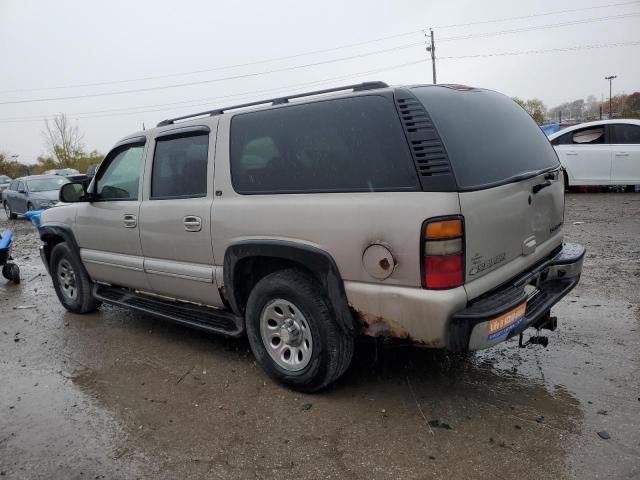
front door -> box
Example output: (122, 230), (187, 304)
(610, 123), (640, 184)
(74, 139), (150, 291)
(555, 125), (612, 185)
(14, 180), (28, 213)
(138, 124), (223, 307)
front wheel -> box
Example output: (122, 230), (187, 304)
(50, 242), (101, 313)
(245, 269), (354, 392)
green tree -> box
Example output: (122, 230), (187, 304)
(512, 97), (547, 124)
(0, 152), (37, 178)
(623, 92), (640, 119)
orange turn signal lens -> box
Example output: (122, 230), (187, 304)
(425, 219), (462, 239)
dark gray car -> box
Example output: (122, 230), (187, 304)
(3, 175), (69, 219)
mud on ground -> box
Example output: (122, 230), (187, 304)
(1, 192), (639, 479)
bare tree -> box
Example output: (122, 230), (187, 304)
(42, 114), (85, 168)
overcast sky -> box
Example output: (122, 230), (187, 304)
(1, 0), (639, 163)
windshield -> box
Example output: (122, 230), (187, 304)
(26, 177), (70, 192)
(412, 86), (560, 190)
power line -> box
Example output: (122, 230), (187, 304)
(438, 12), (640, 42)
(3, 37), (638, 124)
(432, 0), (640, 29)
(0, 31), (423, 95)
(0, 0), (637, 94)
(439, 40), (640, 59)
(3, 9), (637, 106)
(0, 41), (425, 106)
(0, 59), (428, 123)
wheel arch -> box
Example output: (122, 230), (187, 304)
(223, 240), (355, 334)
(39, 223), (88, 276)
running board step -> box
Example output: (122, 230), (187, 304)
(94, 284), (243, 337)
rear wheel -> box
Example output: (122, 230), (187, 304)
(563, 171), (572, 192)
(4, 202), (17, 220)
(27, 203), (34, 211)
(245, 269), (354, 392)
(50, 242), (101, 313)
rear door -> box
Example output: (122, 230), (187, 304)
(554, 125), (612, 185)
(138, 124), (224, 307)
(412, 86), (564, 299)
(610, 123), (640, 184)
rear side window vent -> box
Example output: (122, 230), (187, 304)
(394, 89), (456, 191)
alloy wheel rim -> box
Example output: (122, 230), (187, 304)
(260, 299), (313, 372)
(57, 258), (78, 301)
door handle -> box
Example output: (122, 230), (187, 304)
(565, 151), (578, 156)
(183, 215), (202, 232)
(615, 152), (629, 156)
(123, 214), (137, 228)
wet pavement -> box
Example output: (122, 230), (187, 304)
(1, 192), (639, 479)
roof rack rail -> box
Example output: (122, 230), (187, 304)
(156, 81), (389, 127)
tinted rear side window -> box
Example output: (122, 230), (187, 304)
(611, 124), (640, 144)
(230, 96), (419, 193)
(151, 132), (209, 199)
(412, 87), (559, 190)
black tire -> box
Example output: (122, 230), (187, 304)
(2, 264), (19, 283)
(4, 202), (17, 220)
(245, 269), (354, 392)
(50, 242), (101, 313)
(27, 203), (34, 211)
(9, 264), (20, 284)
(563, 171), (572, 192)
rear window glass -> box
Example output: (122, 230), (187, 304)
(412, 87), (559, 189)
(230, 95), (419, 194)
(611, 124), (640, 144)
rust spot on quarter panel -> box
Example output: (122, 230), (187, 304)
(358, 310), (411, 339)
(354, 308), (442, 347)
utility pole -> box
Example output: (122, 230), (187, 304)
(605, 75), (616, 118)
(426, 29), (436, 84)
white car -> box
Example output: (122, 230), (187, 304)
(548, 119), (640, 188)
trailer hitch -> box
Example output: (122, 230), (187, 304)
(518, 314), (557, 348)
(519, 332), (548, 348)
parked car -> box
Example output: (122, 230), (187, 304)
(44, 167), (89, 185)
(549, 119), (640, 188)
(0, 175), (12, 201)
(3, 175), (70, 219)
(38, 82), (584, 391)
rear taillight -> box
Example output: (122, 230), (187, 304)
(422, 216), (464, 289)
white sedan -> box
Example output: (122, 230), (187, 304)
(548, 119), (640, 188)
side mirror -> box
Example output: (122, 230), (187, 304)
(60, 182), (88, 203)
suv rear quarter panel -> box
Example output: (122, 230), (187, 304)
(212, 117), (465, 344)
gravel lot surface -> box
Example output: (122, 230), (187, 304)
(1, 192), (639, 479)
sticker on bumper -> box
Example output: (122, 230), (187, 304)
(487, 303), (527, 341)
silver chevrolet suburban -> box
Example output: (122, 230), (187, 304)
(38, 82), (584, 391)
